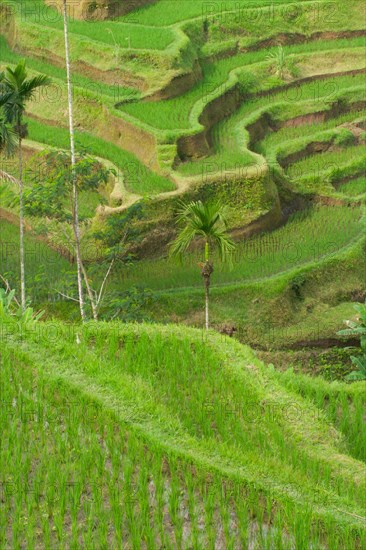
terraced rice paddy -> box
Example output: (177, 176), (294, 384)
(0, 2), (365, 547)
(106, 206), (363, 292)
(1, 320), (365, 549)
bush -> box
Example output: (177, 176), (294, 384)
(334, 128), (356, 147)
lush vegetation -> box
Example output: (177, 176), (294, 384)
(0, 1), (365, 547)
(1, 318), (365, 548)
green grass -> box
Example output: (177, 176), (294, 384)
(1, 318), (365, 548)
(111, 205), (363, 291)
(276, 368), (366, 462)
(286, 144), (366, 177)
(119, 0), (322, 26)
(18, 0), (176, 50)
(119, 37), (365, 131)
(338, 176), (366, 197)
(260, 110), (366, 153)
(0, 36), (139, 102)
(0, 219), (72, 302)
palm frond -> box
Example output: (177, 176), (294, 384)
(170, 199), (235, 261)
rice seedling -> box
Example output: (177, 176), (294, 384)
(286, 144), (366, 177)
(338, 176), (366, 197)
(1, 318), (364, 549)
(119, 37), (365, 131)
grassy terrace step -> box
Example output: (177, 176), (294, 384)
(338, 176), (366, 198)
(1, 206), (362, 300)
(119, 39), (366, 131)
(259, 110), (366, 152)
(24, 118), (175, 195)
(120, 0), (317, 26)
(107, 205), (363, 292)
(205, 75), (365, 171)
(2, 0), (197, 93)
(0, 36), (138, 102)
(1, 319), (365, 548)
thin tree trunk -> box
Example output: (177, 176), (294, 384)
(62, 0), (86, 322)
(202, 241), (213, 331)
(204, 278), (209, 331)
(18, 134), (25, 312)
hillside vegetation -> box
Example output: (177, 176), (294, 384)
(0, 2), (365, 547)
(1, 316), (366, 548)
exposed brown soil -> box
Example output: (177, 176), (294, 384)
(245, 29), (366, 52)
(45, 0), (157, 21)
(282, 338), (361, 351)
(177, 68), (366, 164)
(146, 61), (203, 102)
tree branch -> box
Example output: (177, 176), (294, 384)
(55, 290), (80, 303)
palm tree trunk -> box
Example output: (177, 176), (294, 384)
(204, 278), (209, 331)
(18, 134), (25, 312)
(202, 241), (213, 331)
(62, 0), (86, 322)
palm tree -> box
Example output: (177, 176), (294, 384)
(0, 114), (16, 156)
(0, 62), (50, 311)
(0, 114), (17, 197)
(170, 200), (235, 330)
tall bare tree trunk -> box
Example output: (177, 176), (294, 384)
(62, 0), (86, 322)
(18, 133), (25, 312)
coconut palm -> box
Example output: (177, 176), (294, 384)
(0, 61), (50, 311)
(170, 200), (235, 330)
(0, 113), (16, 156)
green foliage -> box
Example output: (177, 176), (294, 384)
(338, 299), (366, 381)
(101, 287), (155, 321)
(266, 46), (288, 80)
(0, 59), (51, 128)
(290, 273), (306, 300)
(334, 128), (357, 147)
(93, 202), (143, 255)
(236, 72), (259, 96)
(0, 285), (44, 323)
(170, 200), (235, 261)
(24, 149), (111, 221)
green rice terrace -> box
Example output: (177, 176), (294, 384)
(0, 0), (365, 548)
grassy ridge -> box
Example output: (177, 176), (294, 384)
(108, 206), (363, 291)
(1, 318), (365, 548)
(24, 118), (175, 195)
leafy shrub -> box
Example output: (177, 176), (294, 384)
(0, 286), (44, 324)
(289, 273), (306, 300)
(337, 299), (366, 381)
(334, 128), (356, 147)
(236, 71), (259, 96)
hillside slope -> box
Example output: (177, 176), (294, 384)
(1, 317), (365, 548)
